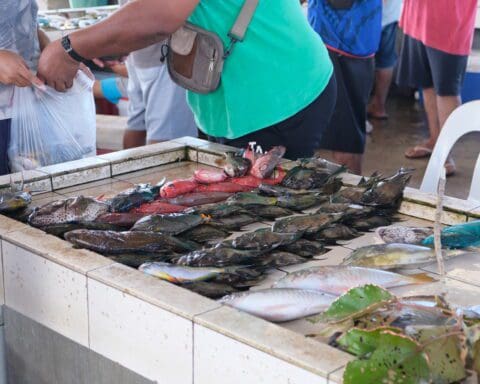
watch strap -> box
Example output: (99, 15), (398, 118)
(61, 35), (87, 63)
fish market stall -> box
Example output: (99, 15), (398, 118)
(0, 137), (479, 384)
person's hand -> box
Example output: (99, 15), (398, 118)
(93, 57), (128, 77)
(0, 50), (44, 88)
(37, 39), (81, 92)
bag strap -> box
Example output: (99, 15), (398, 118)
(224, 0), (259, 58)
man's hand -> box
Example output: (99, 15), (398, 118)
(0, 50), (44, 88)
(37, 40), (81, 92)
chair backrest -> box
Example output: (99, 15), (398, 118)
(420, 100), (480, 203)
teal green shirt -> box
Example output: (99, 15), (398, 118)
(187, 0), (333, 139)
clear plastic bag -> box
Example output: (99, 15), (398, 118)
(8, 71), (96, 172)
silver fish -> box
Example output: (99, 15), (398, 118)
(219, 288), (336, 322)
(341, 243), (464, 270)
(273, 266), (429, 295)
(375, 226), (433, 245)
(139, 262), (235, 284)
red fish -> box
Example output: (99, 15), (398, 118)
(195, 182), (251, 193)
(95, 213), (146, 228)
(231, 167), (286, 188)
(167, 192), (233, 207)
(250, 146), (286, 179)
(130, 201), (188, 214)
(193, 169), (228, 184)
(160, 179), (198, 198)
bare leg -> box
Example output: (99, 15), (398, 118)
(437, 94), (461, 175)
(422, 87), (441, 148)
(123, 130), (146, 149)
(330, 151), (363, 175)
(368, 68), (394, 118)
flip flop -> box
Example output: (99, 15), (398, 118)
(367, 112), (389, 121)
(404, 145), (433, 159)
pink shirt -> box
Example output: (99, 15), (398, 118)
(400, 0), (478, 56)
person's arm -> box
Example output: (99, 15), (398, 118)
(38, 28), (50, 51)
(123, 130), (147, 149)
(38, 0), (199, 91)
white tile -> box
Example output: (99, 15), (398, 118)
(3, 242), (88, 346)
(88, 278), (193, 383)
(111, 150), (186, 176)
(194, 324), (328, 384)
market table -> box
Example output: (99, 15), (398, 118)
(0, 137), (479, 383)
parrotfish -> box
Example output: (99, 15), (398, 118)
(422, 220), (480, 249)
(160, 179), (198, 199)
(250, 146), (286, 179)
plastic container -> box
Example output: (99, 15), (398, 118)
(68, 0), (108, 8)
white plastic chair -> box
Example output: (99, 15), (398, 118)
(420, 100), (480, 203)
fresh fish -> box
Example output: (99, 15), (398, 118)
(244, 205), (295, 220)
(29, 196), (110, 227)
(261, 251), (308, 268)
(179, 224), (230, 244)
(320, 177), (343, 195)
(219, 288), (336, 322)
(181, 281), (237, 299)
(342, 243), (464, 270)
(258, 183), (309, 197)
(64, 229), (198, 254)
(274, 266), (429, 295)
(231, 170), (285, 188)
(0, 190), (32, 213)
(107, 253), (171, 268)
(41, 222), (120, 237)
(195, 182), (251, 194)
(278, 239), (326, 258)
(281, 164), (344, 190)
(3, 206), (33, 222)
(209, 214), (258, 231)
(331, 187), (365, 204)
(250, 146), (286, 179)
(272, 213), (340, 235)
(160, 179), (198, 199)
(167, 192), (232, 207)
(131, 213), (205, 235)
(95, 212), (147, 228)
(184, 203), (245, 219)
(361, 168), (413, 207)
(213, 267), (265, 287)
(139, 262), (240, 284)
(351, 215), (392, 231)
(193, 168), (228, 184)
(422, 220), (480, 249)
(276, 193), (327, 211)
(226, 192), (277, 207)
(314, 224), (360, 242)
(299, 157), (344, 173)
(175, 247), (264, 267)
(224, 152), (251, 178)
(130, 201), (188, 215)
(229, 229), (301, 251)
(316, 203), (374, 219)
(376, 226), (433, 245)
(108, 181), (164, 213)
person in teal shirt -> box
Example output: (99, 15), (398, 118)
(38, 0), (336, 159)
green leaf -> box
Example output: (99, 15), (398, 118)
(319, 284), (394, 323)
(337, 327), (402, 357)
(407, 325), (466, 384)
(343, 331), (430, 384)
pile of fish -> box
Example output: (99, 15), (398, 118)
(0, 149), (417, 301)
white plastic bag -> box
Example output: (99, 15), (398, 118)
(8, 71), (96, 172)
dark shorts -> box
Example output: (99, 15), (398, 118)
(319, 50), (375, 154)
(376, 22), (398, 69)
(396, 34), (468, 96)
(0, 119), (11, 176)
(213, 74), (337, 160)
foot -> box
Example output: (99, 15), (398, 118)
(404, 141), (435, 159)
(367, 103), (388, 120)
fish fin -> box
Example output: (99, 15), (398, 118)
(408, 272), (436, 284)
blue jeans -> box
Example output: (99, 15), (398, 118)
(0, 119), (11, 176)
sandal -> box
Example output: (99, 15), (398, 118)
(367, 112), (389, 121)
(404, 145), (433, 159)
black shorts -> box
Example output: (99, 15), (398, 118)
(396, 34), (468, 96)
(213, 74), (337, 160)
(0, 119), (10, 176)
(376, 22), (398, 69)
(319, 50), (375, 154)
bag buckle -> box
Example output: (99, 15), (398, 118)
(224, 35), (239, 59)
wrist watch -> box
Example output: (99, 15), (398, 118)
(61, 35), (87, 63)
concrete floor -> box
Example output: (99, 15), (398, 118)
(320, 97), (480, 200)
